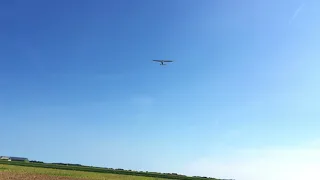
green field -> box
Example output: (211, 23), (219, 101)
(0, 164), (168, 180)
(0, 160), (218, 180)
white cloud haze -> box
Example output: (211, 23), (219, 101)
(183, 140), (320, 180)
(289, 3), (305, 24)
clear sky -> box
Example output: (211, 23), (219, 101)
(1, 0), (320, 180)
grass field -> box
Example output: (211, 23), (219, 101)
(0, 160), (218, 180)
(0, 164), (169, 180)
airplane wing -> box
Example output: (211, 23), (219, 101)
(153, 60), (173, 62)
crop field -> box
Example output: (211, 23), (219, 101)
(0, 164), (169, 180)
(0, 161), (217, 180)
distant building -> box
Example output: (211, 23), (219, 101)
(8, 157), (29, 162)
(0, 156), (28, 162)
(0, 156), (9, 160)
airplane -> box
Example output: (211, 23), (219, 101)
(153, 60), (174, 65)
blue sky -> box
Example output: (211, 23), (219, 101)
(1, 0), (320, 179)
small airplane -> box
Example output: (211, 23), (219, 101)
(153, 60), (174, 65)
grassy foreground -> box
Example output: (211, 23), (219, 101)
(0, 164), (168, 180)
(0, 161), (218, 180)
